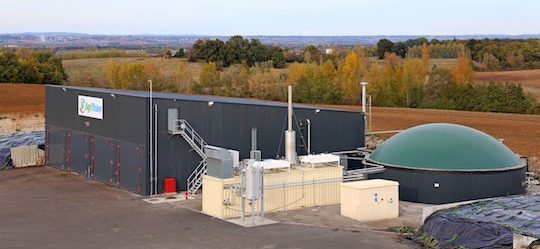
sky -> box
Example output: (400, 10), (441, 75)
(2, 0), (540, 36)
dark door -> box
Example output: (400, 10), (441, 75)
(70, 131), (91, 177)
(119, 142), (146, 194)
(47, 127), (68, 170)
(93, 136), (118, 185)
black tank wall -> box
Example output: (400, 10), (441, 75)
(370, 166), (527, 204)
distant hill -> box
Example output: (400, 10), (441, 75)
(1, 32), (540, 49)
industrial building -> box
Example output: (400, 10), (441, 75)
(45, 85), (365, 196)
(366, 123), (527, 204)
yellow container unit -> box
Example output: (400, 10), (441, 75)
(340, 179), (399, 222)
(202, 165), (342, 219)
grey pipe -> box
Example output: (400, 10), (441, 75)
(251, 127), (257, 151)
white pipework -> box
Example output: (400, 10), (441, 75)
(306, 119), (311, 154)
(361, 82), (368, 113)
(288, 85), (293, 131)
(285, 85), (297, 164)
(148, 79), (153, 196)
(154, 104), (158, 196)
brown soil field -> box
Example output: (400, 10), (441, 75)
(2, 83), (539, 169)
(0, 83), (45, 114)
(474, 69), (540, 100)
(321, 105), (540, 169)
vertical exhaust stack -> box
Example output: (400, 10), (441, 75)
(250, 127), (261, 161)
(361, 82), (368, 113)
(361, 82), (368, 132)
(285, 85), (297, 164)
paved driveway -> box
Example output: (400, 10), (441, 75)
(0, 167), (414, 249)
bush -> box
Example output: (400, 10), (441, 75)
(0, 49), (67, 85)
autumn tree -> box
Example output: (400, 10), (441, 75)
(452, 53), (473, 85)
(197, 62), (220, 94)
(174, 61), (193, 93)
(421, 43), (430, 72)
(286, 62), (307, 84)
(338, 51), (365, 104)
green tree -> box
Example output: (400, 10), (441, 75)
(376, 39), (394, 59)
(303, 45), (321, 63)
(268, 47), (286, 68)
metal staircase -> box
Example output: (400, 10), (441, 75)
(170, 119), (207, 195)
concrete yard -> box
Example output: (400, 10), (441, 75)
(266, 201), (428, 232)
(0, 167), (416, 249)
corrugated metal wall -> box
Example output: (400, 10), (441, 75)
(155, 98), (364, 192)
(203, 166), (343, 219)
(46, 85), (365, 195)
(46, 86), (148, 194)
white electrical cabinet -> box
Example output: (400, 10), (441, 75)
(340, 179), (399, 222)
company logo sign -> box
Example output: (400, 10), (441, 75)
(78, 95), (103, 119)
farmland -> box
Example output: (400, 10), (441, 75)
(2, 83), (539, 169)
(63, 57), (200, 87)
(328, 104), (540, 170)
(474, 69), (540, 99)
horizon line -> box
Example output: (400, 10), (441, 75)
(2, 32), (540, 37)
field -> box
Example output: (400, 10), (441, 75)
(64, 57), (455, 88)
(0, 84), (45, 134)
(63, 57), (201, 87)
(0, 84), (44, 113)
(1, 83), (539, 169)
(474, 69), (540, 99)
(327, 104), (540, 169)
(63, 57), (539, 101)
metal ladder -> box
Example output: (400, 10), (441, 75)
(171, 119), (207, 195)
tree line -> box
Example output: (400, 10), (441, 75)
(188, 35), (286, 68)
(102, 44), (539, 114)
(0, 49), (67, 84)
(376, 38), (540, 70)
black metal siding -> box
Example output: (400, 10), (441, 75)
(46, 85), (365, 195)
(155, 99), (365, 191)
(45, 86), (149, 194)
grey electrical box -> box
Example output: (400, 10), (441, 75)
(245, 162), (262, 199)
(168, 108), (179, 133)
(205, 145), (233, 179)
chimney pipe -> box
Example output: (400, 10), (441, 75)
(361, 82), (368, 113)
(251, 127), (257, 151)
(285, 85), (297, 164)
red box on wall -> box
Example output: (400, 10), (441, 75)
(163, 178), (176, 193)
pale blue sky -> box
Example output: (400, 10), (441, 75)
(2, 0), (539, 35)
